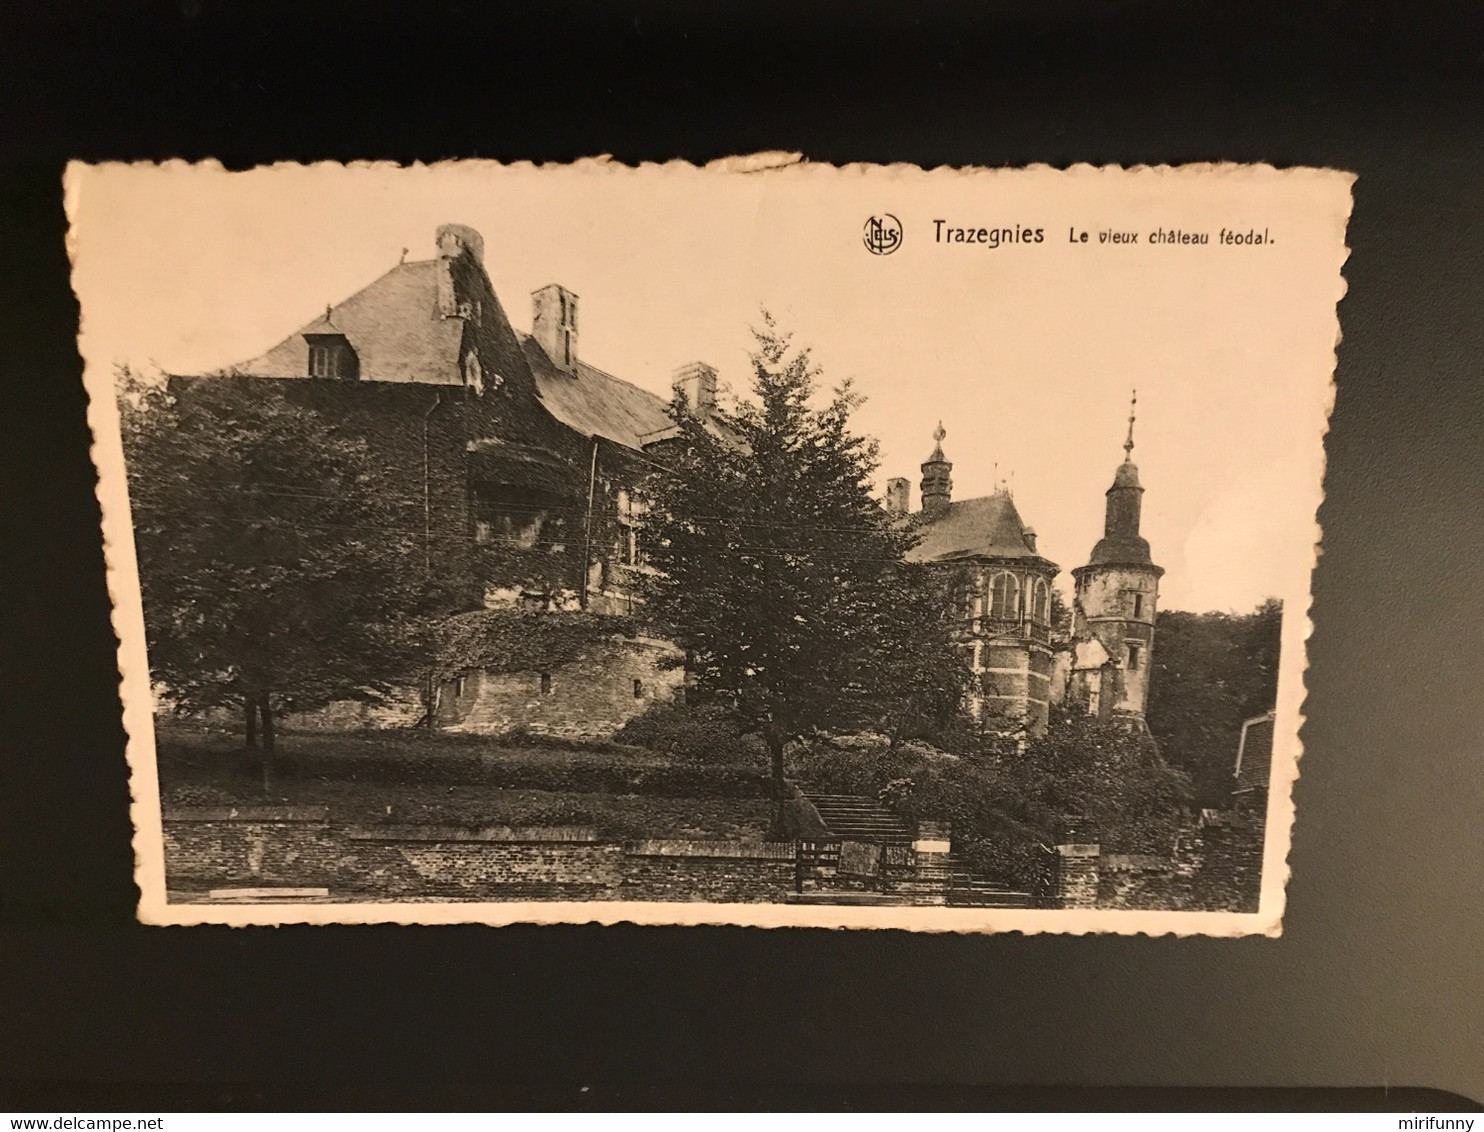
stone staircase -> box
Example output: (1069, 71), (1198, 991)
(799, 792), (1034, 908)
(802, 792), (915, 844)
(947, 873), (1036, 908)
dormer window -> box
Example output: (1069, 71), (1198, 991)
(306, 334), (358, 380)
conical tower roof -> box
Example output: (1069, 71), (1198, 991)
(1087, 391), (1155, 567)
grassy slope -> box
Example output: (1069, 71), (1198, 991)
(157, 724), (773, 841)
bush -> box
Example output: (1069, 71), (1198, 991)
(791, 737), (912, 796)
(793, 712), (1193, 888)
(958, 835), (1056, 897)
(613, 703), (768, 768)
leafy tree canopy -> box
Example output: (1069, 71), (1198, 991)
(1146, 597), (1282, 806)
(639, 314), (967, 780)
(120, 369), (426, 737)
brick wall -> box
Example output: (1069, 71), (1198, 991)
(1053, 843), (1101, 908)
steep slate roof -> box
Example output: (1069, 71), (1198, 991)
(233, 257), (678, 451)
(517, 336), (672, 450)
(236, 260), (466, 385)
(905, 491), (1053, 566)
(1234, 710), (1276, 794)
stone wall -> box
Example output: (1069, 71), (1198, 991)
(277, 688), (425, 732)
(1051, 814), (1265, 912)
(164, 813), (797, 903)
(390, 842), (622, 897)
(163, 807), (360, 890)
(189, 687), (425, 734)
(1098, 851), (1193, 910)
(437, 636), (683, 739)
(620, 840), (797, 902)
(165, 812), (1271, 910)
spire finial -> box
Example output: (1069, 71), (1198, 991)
(1124, 388), (1137, 458)
(927, 420), (948, 463)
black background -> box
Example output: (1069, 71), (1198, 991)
(2, 0), (1482, 1111)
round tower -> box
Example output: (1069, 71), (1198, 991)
(1071, 393), (1164, 720)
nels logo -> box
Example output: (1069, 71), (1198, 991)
(863, 214), (903, 256)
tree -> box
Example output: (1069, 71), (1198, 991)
(119, 369), (424, 787)
(858, 562), (974, 748)
(992, 707), (1193, 853)
(1145, 597), (1283, 806)
(640, 314), (965, 784)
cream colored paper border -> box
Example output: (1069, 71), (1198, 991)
(67, 157), (1353, 934)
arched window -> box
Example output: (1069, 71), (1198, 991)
(1033, 578), (1050, 624)
(990, 572), (1020, 619)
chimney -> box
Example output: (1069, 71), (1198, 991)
(436, 224), (484, 319)
(671, 361), (718, 419)
(532, 284), (579, 373)
(885, 477), (911, 518)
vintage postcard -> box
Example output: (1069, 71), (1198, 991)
(67, 157), (1352, 932)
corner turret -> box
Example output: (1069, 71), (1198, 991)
(919, 422), (953, 518)
(1070, 392), (1164, 721)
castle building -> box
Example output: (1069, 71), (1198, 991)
(168, 221), (1162, 740)
(1069, 398), (1164, 722)
(171, 222), (725, 736)
(889, 424), (1061, 735)
(889, 398), (1162, 734)
(213, 222), (729, 616)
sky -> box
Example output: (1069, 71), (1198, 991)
(67, 159), (1348, 613)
